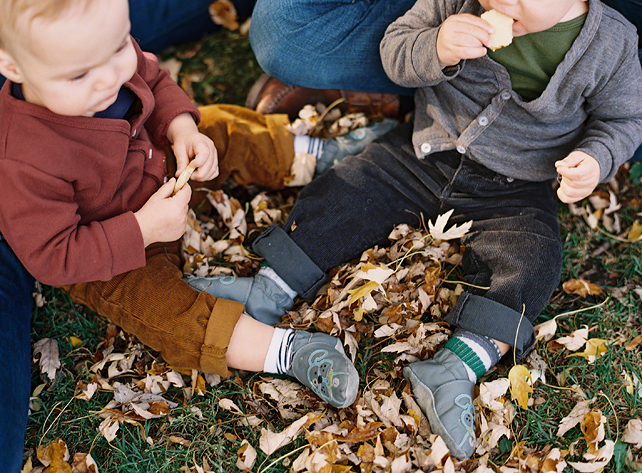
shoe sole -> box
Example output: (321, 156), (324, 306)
(403, 366), (472, 460)
(245, 73), (272, 110)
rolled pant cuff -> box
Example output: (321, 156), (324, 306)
(253, 224), (327, 299)
(200, 298), (244, 377)
(444, 292), (536, 362)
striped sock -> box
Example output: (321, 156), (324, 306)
(263, 328), (296, 374)
(294, 135), (325, 159)
(443, 329), (502, 382)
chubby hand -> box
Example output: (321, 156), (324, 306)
(167, 113), (219, 182)
(134, 178), (192, 247)
(555, 151), (601, 204)
(436, 13), (494, 69)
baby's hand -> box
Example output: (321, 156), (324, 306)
(167, 113), (219, 182)
(134, 178), (192, 247)
(555, 151), (601, 204)
(436, 13), (494, 69)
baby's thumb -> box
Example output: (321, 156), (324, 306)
(157, 178), (177, 198)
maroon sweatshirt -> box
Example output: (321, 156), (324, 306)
(0, 40), (199, 285)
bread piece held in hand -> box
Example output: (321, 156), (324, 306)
(173, 165), (195, 195)
(481, 10), (513, 51)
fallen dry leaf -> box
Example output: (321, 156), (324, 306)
(622, 418), (642, 449)
(556, 326), (589, 351)
(562, 279), (602, 297)
(567, 439), (615, 472)
(508, 365), (533, 410)
(33, 338), (61, 382)
(428, 209), (472, 241)
(71, 452), (98, 473)
(567, 338), (608, 364)
(259, 412), (323, 455)
(535, 318), (558, 341)
(236, 440), (257, 471)
(37, 438), (70, 470)
(581, 411), (606, 456)
(557, 398), (595, 438)
(208, 0), (239, 30)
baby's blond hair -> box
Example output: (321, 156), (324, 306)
(0, 0), (97, 50)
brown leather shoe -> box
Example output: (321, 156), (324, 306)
(246, 73), (402, 121)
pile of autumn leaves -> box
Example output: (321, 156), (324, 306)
(27, 186), (642, 472)
(26, 105), (642, 472)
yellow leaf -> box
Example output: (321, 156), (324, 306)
(567, 338), (608, 363)
(508, 365), (533, 410)
(347, 280), (380, 306)
(581, 411), (606, 456)
(562, 279), (602, 297)
(623, 371), (635, 395)
(65, 336), (82, 347)
(627, 220), (642, 241)
(37, 438), (71, 472)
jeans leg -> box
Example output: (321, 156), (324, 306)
(441, 160), (563, 360)
(0, 237), (34, 473)
(253, 123), (455, 297)
(249, 0), (415, 94)
(129, 0), (255, 52)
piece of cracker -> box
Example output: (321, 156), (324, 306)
(481, 9), (514, 51)
(173, 165), (195, 195)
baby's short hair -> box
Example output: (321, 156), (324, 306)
(0, 0), (97, 49)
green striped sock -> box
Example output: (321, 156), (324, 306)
(444, 329), (502, 382)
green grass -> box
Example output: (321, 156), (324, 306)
(23, 29), (642, 472)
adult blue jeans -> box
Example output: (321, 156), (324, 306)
(129, 0), (255, 52)
(0, 0), (255, 88)
(0, 235), (34, 473)
(249, 0), (415, 95)
(253, 123), (563, 361)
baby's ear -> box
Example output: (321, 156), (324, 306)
(0, 48), (24, 83)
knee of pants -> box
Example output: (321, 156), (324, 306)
(463, 230), (563, 320)
(249, 0), (415, 93)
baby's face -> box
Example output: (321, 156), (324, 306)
(12, 0), (137, 117)
(478, 0), (588, 37)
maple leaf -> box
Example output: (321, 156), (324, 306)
(428, 209), (472, 240)
(37, 438), (70, 469)
(33, 338), (61, 382)
(508, 365), (533, 409)
(622, 418), (642, 449)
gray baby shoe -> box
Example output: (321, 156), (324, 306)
(186, 273), (294, 326)
(287, 331), (359, 408)
(403, 349), (476, 460)
(315, 118), (399, 175)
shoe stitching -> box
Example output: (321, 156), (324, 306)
(454, 393), (476, 450)
(266, 84), (299, 114)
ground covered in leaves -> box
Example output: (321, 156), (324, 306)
(23, 19), (642, 473)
